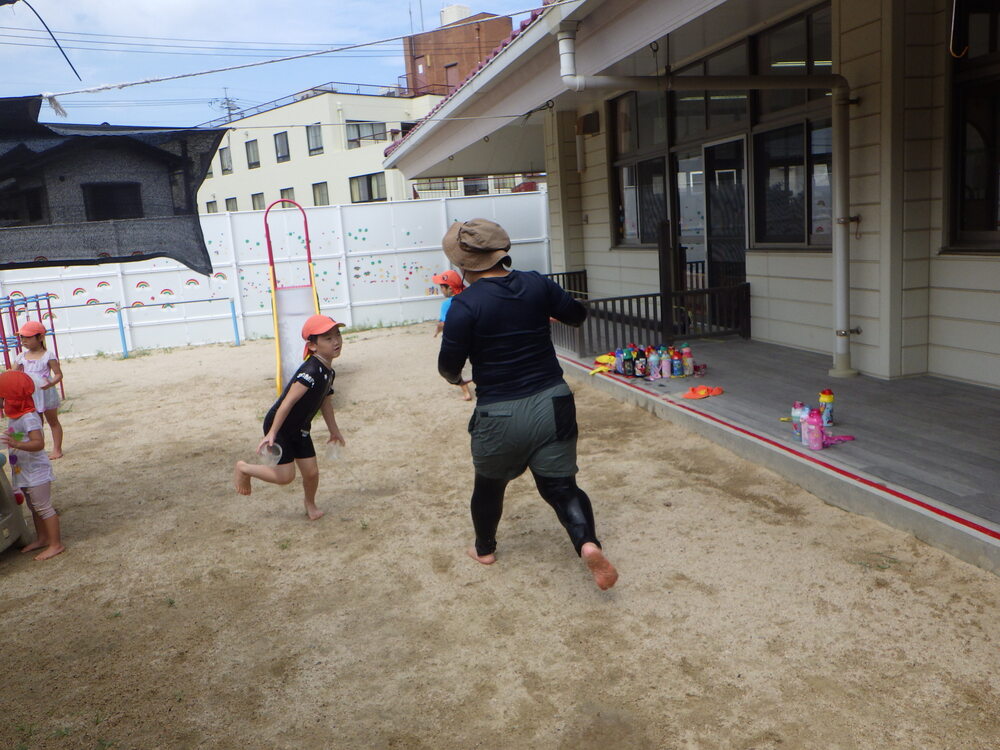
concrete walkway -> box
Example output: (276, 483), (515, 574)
(558, 338), (1000, 575)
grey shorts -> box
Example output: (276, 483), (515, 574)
(468, 382), (579, 481)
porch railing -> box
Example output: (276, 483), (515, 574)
(544, 269), (588, 299)
(545, 270), (750, 358)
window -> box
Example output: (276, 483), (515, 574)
(219, 146), (233, 175)
(753, 121), (831, 245)
(312, 182), (329, 206)
(416, 177), (458, 191)
(349, 172), (386, 203)
(205, 200), (218, 213)
(279, 187), (295, 203)
(82, 183), (143, 221)
(274, 131), (290, 162)
(671, 43), (748, 142)
(493, 176), (517, 191)
(205, 161), (213, 179)
(346, 121), (387, 149)
(755, 8), (832, 117)
(225, 197), (238, 212)
(951, 2), (1000, 248)
(251, 192), (265, 210)
(612, 91), (667, 244)
(463, 177), (489, 196)
(245, 139), (260, 169)
(307, 124), (323, 155)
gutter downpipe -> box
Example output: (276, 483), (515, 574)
(557, 25), (858, 377)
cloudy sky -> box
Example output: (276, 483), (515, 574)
(0, 0), (536, 127)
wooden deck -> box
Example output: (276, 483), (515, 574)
(557, 337), (1000, 570)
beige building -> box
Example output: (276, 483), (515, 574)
(197, 84), (443, 213)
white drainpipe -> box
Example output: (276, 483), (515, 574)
(557, 25), (858, 377)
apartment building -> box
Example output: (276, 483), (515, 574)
(197, 84), (442, 213)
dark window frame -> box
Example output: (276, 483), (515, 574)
(274, 131), (290, 163)
(82, 182), (144, 221)
(218, 146), (233, 175)
(245, 139), (260, 169)
(346, 121), (388, 149)
(610, 91), (669, 246)
(349, 172), (387, 203)
(307, 124), (324, 155)
(947, 2), (1000, 252)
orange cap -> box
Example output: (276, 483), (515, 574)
(432, 269), (464, 294)
(17, 320), (46, 337)
(301, 314), (345, 359)
(0, 370), (36, 419)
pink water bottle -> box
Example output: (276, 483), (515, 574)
(804, 408), (825, 450)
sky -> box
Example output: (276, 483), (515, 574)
(0, 0), (539, 128)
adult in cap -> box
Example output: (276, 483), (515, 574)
(437, 218), (618, 590)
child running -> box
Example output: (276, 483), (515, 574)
(0, 371), (62, 560)
(432, 270), (472, 401)
(14, 320), (64, 459)
(233, 315), (346, 520)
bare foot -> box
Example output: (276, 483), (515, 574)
(49, 450), (63, 460)
(305, 505), (325, 521)
(466, 546), (496, 565)
(22, 538), (47, 553)
(233, 462), (252, 496)
(581, 543), (618, 590)
(34, 543), (65, 561)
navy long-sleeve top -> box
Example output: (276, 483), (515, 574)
(438, 270), (586, 405)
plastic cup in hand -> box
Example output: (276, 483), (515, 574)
(257, 443), (282, 466)
(325, 442), (342, 461)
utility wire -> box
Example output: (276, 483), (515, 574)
(2, 0), (81, 80)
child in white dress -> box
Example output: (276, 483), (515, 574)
(14, 320), (64, 459)
(0, 370), (62, 560)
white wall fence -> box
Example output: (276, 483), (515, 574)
(0, 192), (549, 359)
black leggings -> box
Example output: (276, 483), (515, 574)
(471, 471), (600, 557)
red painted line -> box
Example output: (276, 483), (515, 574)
(560, 353), (1000, 542)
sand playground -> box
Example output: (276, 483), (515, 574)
(1, 322), (998, 749)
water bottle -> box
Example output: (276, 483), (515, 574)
(671, 349), (684, 377)
(660, 348), (672, 379)
(805, 408), (825, 450)
(635, 346), (647, 377)
(614, 348), (624, 374)
(622, 348), (635, 377)
(799, 404), (811, 446)
(790, 401), (805, 441)
(818, 389), (835, 427)
(647, 348), (661, 380)
(682, 345), (694, 376)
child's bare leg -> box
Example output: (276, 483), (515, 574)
(34, 514), (64, 561)
(22, 509), (47, 553)
(296, 456), (324, 520)
(233, 460), (295, 495)
(45, 409), (63, 459)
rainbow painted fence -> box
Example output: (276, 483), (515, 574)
(0, 192), (548, 359)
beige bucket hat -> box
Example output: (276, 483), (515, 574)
(442, 218), (511, 272)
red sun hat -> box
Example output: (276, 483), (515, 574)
(0, 370), (36, 419)
(432, 269), (465, 294)
(301, 314), (345, 359)
(17, 320), (46, 337)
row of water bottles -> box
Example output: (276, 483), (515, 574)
(614, 343), (695, 380)
(790, 390), (835, 450)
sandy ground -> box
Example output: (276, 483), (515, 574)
(1, 322), (998, 750)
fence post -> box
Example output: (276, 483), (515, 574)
(116, 307), (129, 358)
(229, 298), (241, 346)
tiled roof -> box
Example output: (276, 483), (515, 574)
(384, 1), (557, 159)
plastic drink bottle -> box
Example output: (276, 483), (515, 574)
(799, 404), (811, 446)
(671, 350), (684, 377)
(647, 348), (660, 380)
(791, 401), (805, 441)
(622, 348), (635, 376)
(805, 408), (825, 450)
(818, 389), (835, 427)
(660, 349), (672, 379)
(635, 346), (647, 377)
(682, 345), (694, 376)
(614, 348), (624, 374)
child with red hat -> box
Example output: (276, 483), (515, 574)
(14, 320), (64, 459)
(432, 269), (472, 401)
(232, 315), (346, 520)
(0, 370), (62, 560)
